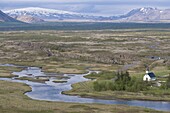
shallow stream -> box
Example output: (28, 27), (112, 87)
(0, 64), (170, 111)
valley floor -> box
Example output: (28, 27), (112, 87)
(0, 80), (165, 113)
(63, 81), (170, 102)
(0, 29), (169, 112)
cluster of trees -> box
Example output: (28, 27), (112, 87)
(93, 71), (149, 92)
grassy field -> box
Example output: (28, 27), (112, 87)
(0, 29), (169, 74)
(0, 29), (169, 112)
(63, 81), (170, 101)
(15, 77), (49, 83)
(0, 66), (23, 78)
(0, 80), (164, 113)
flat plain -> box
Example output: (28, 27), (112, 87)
(0, 29), (170, 113)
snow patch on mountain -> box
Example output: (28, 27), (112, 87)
(4, 7), (110, 21)
(4, 7), (170, 22)
(4, 7), (79, 16)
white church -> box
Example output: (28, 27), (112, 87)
(143, 69), (156, 81)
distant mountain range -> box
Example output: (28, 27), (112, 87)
(4, 7), (109, 22)
(0, 10), (20, 22)
(2, 7), (170, 23)
(116, 7), (170, 22)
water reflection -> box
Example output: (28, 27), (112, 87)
(0, 64), (170, 111)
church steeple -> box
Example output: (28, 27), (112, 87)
(146, 67), (150, 74)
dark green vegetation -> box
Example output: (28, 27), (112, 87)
(64, 71), (170, 101)
(53, 80), (67, 83)
(1, 81), (163, 113)
(93, 72), (148, 92)
(1, 22), (170, 31)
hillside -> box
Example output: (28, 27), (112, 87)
(0, 10), (20, 22)
(5, 7), (170, 22)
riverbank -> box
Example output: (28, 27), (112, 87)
(0, 65), (170, 111)
(63, 81), (170, 102)
(0, 80), (163, 113)
(0, 29), (169, 112)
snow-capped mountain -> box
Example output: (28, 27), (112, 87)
(0, 10), (20, 22)
(4, 7), (109, 21)
(117, 7), (170, 22)
(4, 7), (170, 22)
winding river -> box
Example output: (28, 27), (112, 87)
(0, 64), (170, 111)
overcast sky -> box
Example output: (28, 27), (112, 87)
(1, 0), (170, 16)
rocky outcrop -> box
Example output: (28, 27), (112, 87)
(3, 41), (138, 64)
(12, 15), (44, 23)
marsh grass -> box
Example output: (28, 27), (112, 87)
(0, 29), (169, 112)
(0, 80), (161, 113)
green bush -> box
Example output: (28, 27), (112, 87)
(93, 80), (115, 91)
(93, 71), (148, 92)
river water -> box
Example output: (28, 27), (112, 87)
(0, 64), (170, 111)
